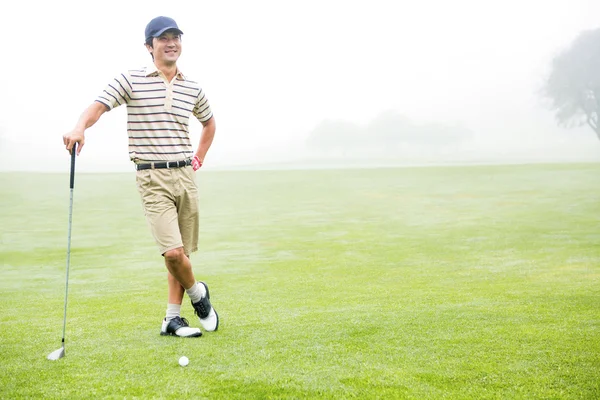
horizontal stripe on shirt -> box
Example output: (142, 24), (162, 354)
(96, 65), (213, 162)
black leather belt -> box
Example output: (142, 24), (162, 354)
(135, 159), (192, 171)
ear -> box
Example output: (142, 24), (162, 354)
(145, 43), (153, 55)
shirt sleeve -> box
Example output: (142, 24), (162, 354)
(95, 71), (133, 111)
(193, 88), (213, 122)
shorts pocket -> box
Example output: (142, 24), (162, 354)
(135, 169), (152, 196)
(183, 166), (198, 191)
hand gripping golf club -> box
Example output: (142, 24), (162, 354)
(48, 144), (77, 361)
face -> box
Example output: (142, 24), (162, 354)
(147, 30), (182, 65)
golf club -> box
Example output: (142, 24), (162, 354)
(48, 143), (77, 361)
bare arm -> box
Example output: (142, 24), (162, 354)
(62, 101), (108, 155)
(195, 116), (216, 164)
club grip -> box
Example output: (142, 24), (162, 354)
(70, 143), (77, 189)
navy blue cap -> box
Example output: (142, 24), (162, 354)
(145, 16), (183, 42)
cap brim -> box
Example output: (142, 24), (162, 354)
(153, 27), (184, 38)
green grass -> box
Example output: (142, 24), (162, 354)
(1, 163), (599, 399)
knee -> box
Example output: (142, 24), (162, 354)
(164, 247), (185, 265)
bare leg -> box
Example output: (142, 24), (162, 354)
(167, 271), (185, 305)
(160, 251), (202, 338)
(164, 247), (196, 290)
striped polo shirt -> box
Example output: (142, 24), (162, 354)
(95, 65), (213, 162)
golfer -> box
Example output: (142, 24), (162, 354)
(62, 16), (218, 337)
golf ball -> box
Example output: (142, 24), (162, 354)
(179, 356), (189, 367)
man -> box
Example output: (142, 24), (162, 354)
(62, 16), (218, 338)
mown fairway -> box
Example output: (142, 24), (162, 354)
(1, 163), (599, 399)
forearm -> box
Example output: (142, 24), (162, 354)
(63, 101), (107, 153)
(195, 117), (216, 162)
(74, 101), (107, 133)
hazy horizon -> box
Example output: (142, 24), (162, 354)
(1, 0), (599, 173)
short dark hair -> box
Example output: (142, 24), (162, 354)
(145, 37), (154, 60)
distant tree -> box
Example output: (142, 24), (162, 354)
(306, 111), (473, 156)
(366, 110), (473, 147)
(0, 127), (5, 155)
(306, 119), (363, 153)
(542, 28), (600, 140)
(415, 122), (473, 147)
(365, 110), (413, 146)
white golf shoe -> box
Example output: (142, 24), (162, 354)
(191, 282), (219, 332)
(160, 316), (202, 337)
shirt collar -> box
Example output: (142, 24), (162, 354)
(144, 64), (185, 80)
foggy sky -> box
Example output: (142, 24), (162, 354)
(1, 0), (599, 172)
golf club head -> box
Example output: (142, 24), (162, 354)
(47, 347), (65, 360)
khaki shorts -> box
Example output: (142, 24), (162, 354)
(135, 166), (199, 255)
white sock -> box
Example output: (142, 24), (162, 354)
(165, 303), (181, 321)
(186, 282), (206, 304)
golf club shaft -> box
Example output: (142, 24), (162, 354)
(61, 144), (77, 344)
